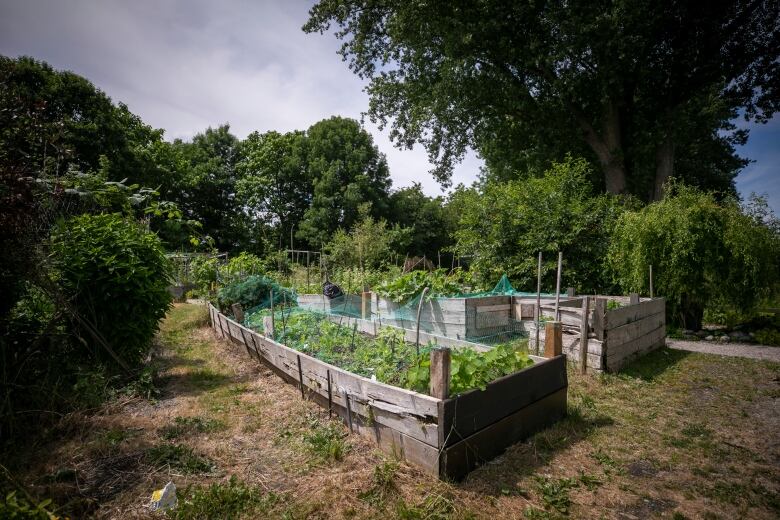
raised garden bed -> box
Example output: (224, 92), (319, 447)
(208, 303), (567, 479)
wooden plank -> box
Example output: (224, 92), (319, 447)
(606, 323), (666, 371)
(545, 322), (563, 358)
(593, 298), (606, 341)
(440, 388), (567, 480)
(605, 298), (665, 330)
(438, 355), (567, 447)
(606, 312), (665, 347)
(302, 386), (441, 476)
(475, 304), (511, 313)
(579, 297), (590, 374)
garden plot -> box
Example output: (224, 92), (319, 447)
(300, 292), (666, 373)
(208, 303), (568, 479)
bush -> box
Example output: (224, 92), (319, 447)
(451, 156), (631, 293)
(608, 185), (780, 329)
(50, 214), (173, 367)
(221, 252), (265, 285)
(216, 275), (293, 312)
(189, 255), (219, 294)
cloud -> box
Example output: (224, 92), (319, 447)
(0, 0), (482, 196)
(0, 0), (775, 208)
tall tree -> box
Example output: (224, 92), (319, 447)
(298, 116), (392, 246)
(389, 183), (454, 260)
(305, 0), (779, 199)
(236, 130), (312, 251)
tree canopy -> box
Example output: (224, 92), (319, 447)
(305, 0), (779, 200)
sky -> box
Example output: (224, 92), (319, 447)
(0, 0), (777, 211)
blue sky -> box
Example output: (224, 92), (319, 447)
(0, 0), (777, 211)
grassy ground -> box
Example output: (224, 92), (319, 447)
(6, 303), (779, 519)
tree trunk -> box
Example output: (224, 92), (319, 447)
(653, 134), (675, 200)
(577, 103), (627, 194)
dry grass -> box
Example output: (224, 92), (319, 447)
(6, 303), (779, 519)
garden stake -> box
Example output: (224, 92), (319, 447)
(535, 251), (542, 355)
(343, 390), (353, 433)
(297, 354), (305, 399)
(327, 369), (333, 417)
(554, 251), (562, 321)
(649, 264), (654, 298)
(415, 287), (430, 355)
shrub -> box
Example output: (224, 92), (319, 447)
(216, 275), (293, 312)
(50, 214), (172, 367)
(608, 185), (780, 329)
(451, 156), (631, 293)
(189, 255), (219, 294)
(221, 252), (265, 285)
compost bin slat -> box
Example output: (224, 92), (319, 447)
(439, 388), (567, 480)
(438, 355), (568, 447)
(606, 311), (665, 345)
(605, 298), (665, 330)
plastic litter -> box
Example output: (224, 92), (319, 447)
(149, 481), (177, 511)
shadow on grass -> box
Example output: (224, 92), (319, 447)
(459, 395), (615, 496)
(619, 347), (691, 382)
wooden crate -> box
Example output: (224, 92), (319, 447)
(208, 303), (567, 479)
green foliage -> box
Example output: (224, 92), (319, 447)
(189, 255), (219, 294)
(298, 116), (392, 246)
(375, 268), (470, 303)
(405, 342), (534, 395)
(532, 475), (579, 515)
(217, 275), (294, 313)
(50, 213), (172, 367)
(608, 184), (780, 328)
(452, 157), (629, 293)
(146, 444), (214, 474)
(303, 422), (349, 462)
(754, 328), (780, 346)
(325, 204), (410, 270)
(305, 2), (776, 198)
(221, 252), (265, 285)
(169, 476), (279, 520)
(389, 183), (456, 259)
(0, 492), (54, 520)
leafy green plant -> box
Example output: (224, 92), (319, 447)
(375, 268), (466, 303)
(533, 475), (579, 515)
(359, 461), (399, 507)
(169, 476), (280, 520)
(189, 255), (219, 294)
(303, 422), (349, 462)
(607, 299), (621, 310)
(0, 491), (55, 519)
(406, 342), (534, 395)
(50, 213), (173, 367)
(216, 275), (293, 315)
(221, 252), (266, 285)
(754, 328), (780, 346)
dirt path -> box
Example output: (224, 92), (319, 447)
(667, 338), (780, 362)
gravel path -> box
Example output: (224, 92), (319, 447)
(666, 338), (780, 362)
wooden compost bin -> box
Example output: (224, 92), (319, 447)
(207, 303), (567, 480)
(520, 296), (666, 372)
(370, 294), (515, 341)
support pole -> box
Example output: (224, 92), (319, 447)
(649, 265), (654, 298)
(361, 285), (370, 319)
(554, 252), (563, 321)
(297, 354), (305, 399)
(579, 297), (590, 374)
(535, 251), (542, 355)
(415, 287), (430, 354)
(544, 321), (563, 358)
(270, 289), (275, 339)
(231, 303), (245, 324)
(429, 347), (451, 399)
(326, 369), (333, 417)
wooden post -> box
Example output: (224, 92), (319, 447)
(415, 287), (430, 353)
(361, 285), (370, 319)
(535, 251), (542, 355)
(629, 292), (640, 305)
(297, 355), (305, 399)
(544, 321), (563, 358)
(593, 298), (606, 341)
(567, 287), (575, 297)
(262, 316), (274, 338)
(649, 265), (654, 298)
(579, 297), (590, 374)
(429, 347), (451, 399)
(326, 369), (333, 418)
(554, 252), (562, 321)
(343, 390), (353, 433)
(231, 303), (245, 324)
(270, 289), (275, 336)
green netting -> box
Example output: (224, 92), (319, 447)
(235, 273), (555, 347)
